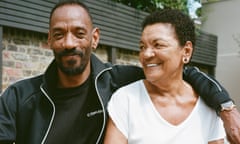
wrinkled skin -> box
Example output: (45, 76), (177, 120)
(220, 108), (240, 144)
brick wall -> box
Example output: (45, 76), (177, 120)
(1, 27), (140, 91)
(2, 27), (53, 90)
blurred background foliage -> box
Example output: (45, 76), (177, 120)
(111, 0), (188, 13)
(111, 0), (201, 18)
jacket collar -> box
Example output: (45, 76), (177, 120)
(90, 54), (111, 80)
(41, 53), (109, 94)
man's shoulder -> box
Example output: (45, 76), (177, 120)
(11, 74), (43, 89)
(1, 74), (44, 102)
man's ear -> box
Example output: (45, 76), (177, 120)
(47, 30), (51, 48)
(92, 27), (100, 50)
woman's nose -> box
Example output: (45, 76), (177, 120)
(143, 48), (155, 58)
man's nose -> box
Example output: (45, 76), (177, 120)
(63, 33), (76, 49)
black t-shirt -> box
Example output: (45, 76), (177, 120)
(45, 77), (103, 144)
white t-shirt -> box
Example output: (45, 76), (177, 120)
(108, 80), (226, 144)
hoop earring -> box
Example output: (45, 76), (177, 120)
(183, 58), (188, 63)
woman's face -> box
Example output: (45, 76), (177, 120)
(139, 23), (192, 83)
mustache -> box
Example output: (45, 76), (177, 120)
(57, 48), (84, 57)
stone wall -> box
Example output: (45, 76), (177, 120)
(1, 27), (140, 91)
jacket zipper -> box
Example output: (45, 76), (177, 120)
(40, 84), (56, 144)
(38, 67), (113, 144)
(95, 67), (113, 144)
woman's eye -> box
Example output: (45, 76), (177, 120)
(139, 45), (145, 50)
(155, 43), (165, 49)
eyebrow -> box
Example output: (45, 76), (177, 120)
(139, 37), (168, 44)
(51, 27), (63, 32)
(51, 26), (87, 32)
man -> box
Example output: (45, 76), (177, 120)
(0, 1), (239, 144)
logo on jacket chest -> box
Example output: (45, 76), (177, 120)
(87, 109), (103, 117)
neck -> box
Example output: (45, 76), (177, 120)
(144, 79), (183, 96)
(145, 68), (189, 97)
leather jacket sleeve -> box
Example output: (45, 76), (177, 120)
(183, 66), (232, 112)
(0, 86), (17, 143)
(110, 65), (145, 92)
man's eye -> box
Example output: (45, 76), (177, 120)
(76, 32), (85, 38)
(53, 33), (63, 39)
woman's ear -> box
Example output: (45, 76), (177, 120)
(92, 27), (100, 50)
(182, 41), (193, 64)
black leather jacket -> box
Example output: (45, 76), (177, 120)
(0, 54), (231, 144)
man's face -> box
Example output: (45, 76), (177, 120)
(48, 5), (98, 75)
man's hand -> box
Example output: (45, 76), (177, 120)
(220, 108), (240, 144)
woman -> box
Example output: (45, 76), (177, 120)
(104, 9), (225, 144)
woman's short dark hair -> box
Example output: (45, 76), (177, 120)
(142, 9), (196, 48)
